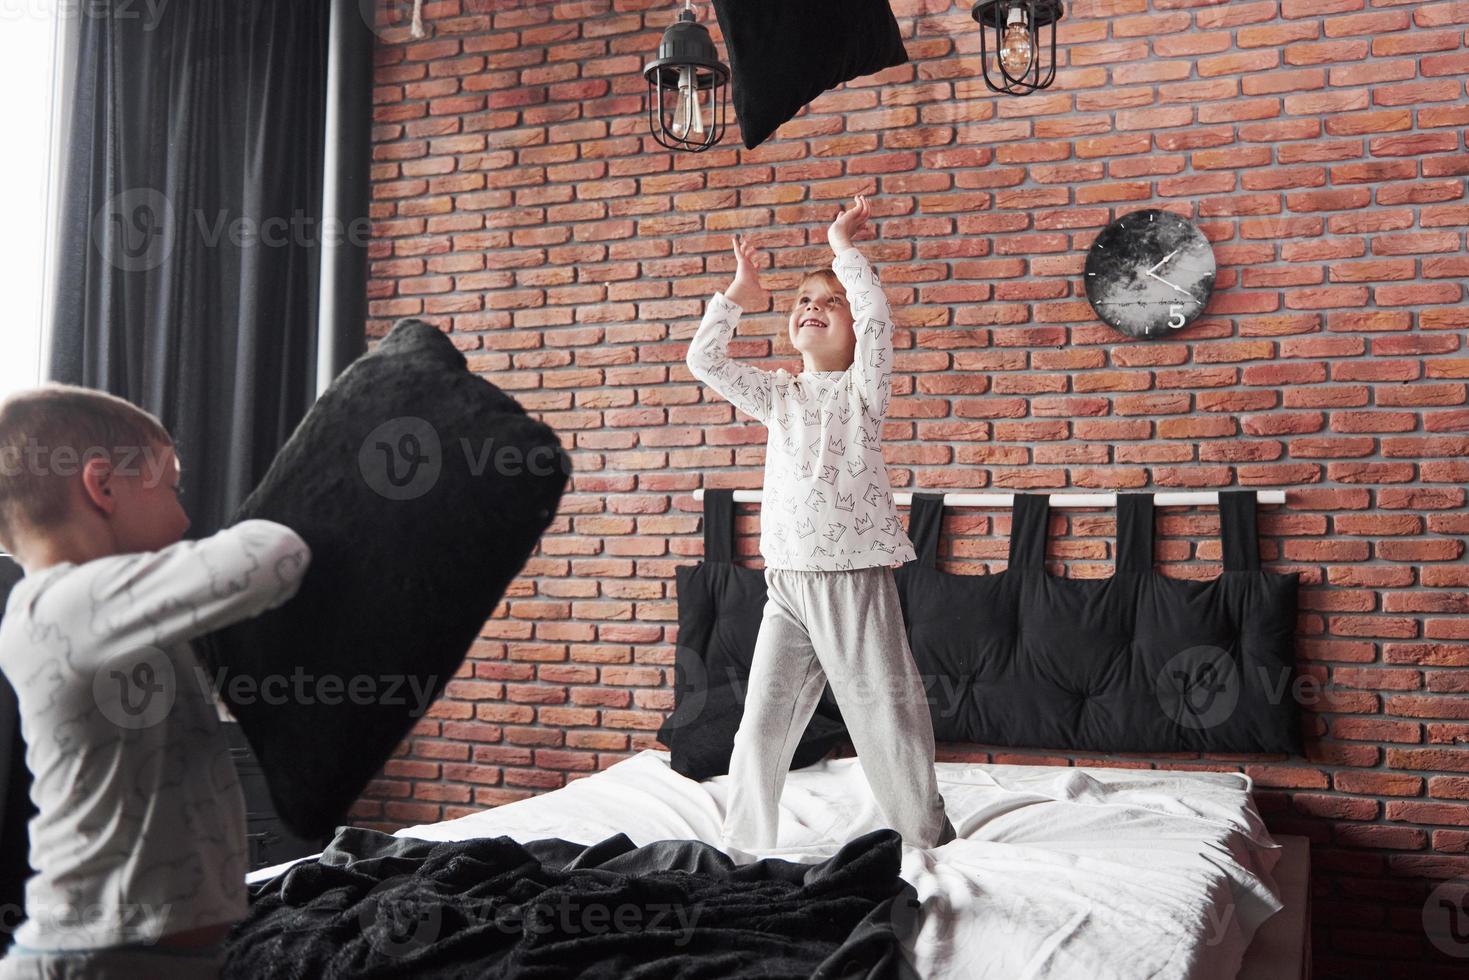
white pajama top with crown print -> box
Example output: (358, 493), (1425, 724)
(686, 246), (918, 572)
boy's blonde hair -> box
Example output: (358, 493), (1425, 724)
(0, 384), (172, 553)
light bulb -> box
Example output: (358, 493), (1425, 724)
(999, 7), (1033, 78)
(671, 66), (705, 140)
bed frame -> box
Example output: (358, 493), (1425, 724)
(1237, 834), (1311, 980)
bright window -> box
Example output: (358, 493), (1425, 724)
(0, 6), (59, 400)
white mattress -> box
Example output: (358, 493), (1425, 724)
(248, 748), (1285, 980)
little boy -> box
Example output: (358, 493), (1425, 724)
(686, 195), (956, 853)
(0, 384), (311, 979)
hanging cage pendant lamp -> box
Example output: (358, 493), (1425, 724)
(972, 0), (1064, 96)
(644, 0), (729, 153)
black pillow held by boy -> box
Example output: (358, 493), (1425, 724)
(199, 319), (570, 840)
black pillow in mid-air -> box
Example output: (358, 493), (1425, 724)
(710, 0), (909, 150)
(199, 319), (570, 839)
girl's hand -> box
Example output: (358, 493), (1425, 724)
(724, 234), (766, 309)
(828, 194), (872, 251)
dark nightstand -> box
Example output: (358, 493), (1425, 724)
(223, 722), (327, 871)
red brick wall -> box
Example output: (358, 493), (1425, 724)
(359, 1), (1469, 975)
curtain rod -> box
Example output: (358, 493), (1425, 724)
(692, 489), (1287, 508)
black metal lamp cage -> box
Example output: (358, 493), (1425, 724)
(972, 0), (1064, 96)
(644, 2), (729, 153)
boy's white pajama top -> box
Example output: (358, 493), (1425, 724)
(0, 521), (311, 950)
(685, 246), (918, 571)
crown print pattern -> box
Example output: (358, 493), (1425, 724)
(685, 246), (917, 571)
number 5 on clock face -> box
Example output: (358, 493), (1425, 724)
(1083, 209), (1218, 340)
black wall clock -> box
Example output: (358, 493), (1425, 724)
(1084, 209), (1217, 339)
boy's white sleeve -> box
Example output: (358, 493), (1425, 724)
(685, 292), (774, 424)
(84, 519), (312, 655)
(833, 247), (894, 419)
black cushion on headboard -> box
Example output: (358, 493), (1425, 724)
(893, 492), (1302, 754)
(659, 490), (846, 780)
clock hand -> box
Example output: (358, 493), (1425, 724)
(1145, 249), (1181, 275)
(1145, 269), (1195, 299)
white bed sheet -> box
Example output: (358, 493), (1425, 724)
(249, 748), (1285, 980)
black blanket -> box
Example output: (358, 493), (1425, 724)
(226, 827), (922, 980)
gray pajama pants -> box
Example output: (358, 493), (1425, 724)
(720, 564), (951, 851)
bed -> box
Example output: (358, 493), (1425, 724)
(244, 748), (1310, 979)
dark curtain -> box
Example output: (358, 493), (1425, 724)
(46, 0), (372, 537)
(0, 557), (28, 954)
(7, 0), (373, 950)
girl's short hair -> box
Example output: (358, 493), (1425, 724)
(0, 383), (172, 552)
(781, 270), (850, 356)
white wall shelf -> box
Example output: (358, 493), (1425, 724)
(691, 489), (1288, 508)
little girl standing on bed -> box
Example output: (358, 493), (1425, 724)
(685, 195), (956, 853)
